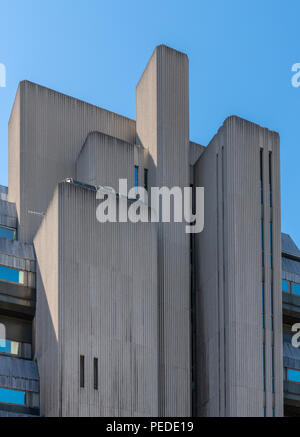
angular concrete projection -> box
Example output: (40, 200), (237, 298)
(194, 116), (283, 417)
(136, 45), (191, 416)
(76, 131), (135, 191)
(34, 181), (158, 417)
(8, 81), (136, 243)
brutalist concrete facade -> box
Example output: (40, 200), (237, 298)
(0, 44), (298, 417)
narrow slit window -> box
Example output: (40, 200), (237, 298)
(271, 347), (275, 393)
(269, 152), (272, 207)
(261, 283), (265, 329)
(134, 166), (139, 189)
(260, 149), (264, 204)
(94, 357), (98, 390)
(144, 168), (148, 192)
(80, 355), (85, 388)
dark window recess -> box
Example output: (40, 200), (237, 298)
(134, 166), (139, 188)
(80, 355), (85, 388)
(94, 358), (98, 390)
(144, 168), (148, 191)
(269, 152), (272, 207)
(260, 149), (264, 204)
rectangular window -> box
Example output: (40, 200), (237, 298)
(0, 226), (16, 241)
(261, 283), (265, 329)
(80, 355), (85, 388)
(144, 169), (148, 191)
(261, 220), (264, 267)
(0, 266), (24, 284)
(0, 340), (20, 356)
(288, 369), (300, 383)
(282, 280), (289, 293)
(262, 345), (266, 391)
(260, 149), (264, 205)
(269, 152), (272, 207)
(94, 357), (98, 390)
(269, 223), (273, 268)
(0, 388), (25, 406)
(292, 283), (300, 296)
(271, 347), (275, 393)
(270, 284), (274, 331)
(134, 166), (139, 188)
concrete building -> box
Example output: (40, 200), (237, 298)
(0, 45), (299, 417)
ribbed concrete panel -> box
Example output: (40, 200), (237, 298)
(0, 238), (35, 273)
(8, 81), (136, 243)
(194, 116), (283, 417)
(34, 187), (59, 417)
(189, 141), (205, 166)
(282, 233), (300, 257)
(136, 45), (191, 417)
(0, 199), (17, 229)
(76, 131), (135, 191)
(8, 87), (21, 221)
(0, 355), (39, 393)
(34, 182), (158, 417)
(0, 186), (8, 202)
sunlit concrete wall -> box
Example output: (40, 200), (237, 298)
(194, 116), (283, 417)
(34, 181), (158, 417)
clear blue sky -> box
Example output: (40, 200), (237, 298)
(0, 0), (299, 245)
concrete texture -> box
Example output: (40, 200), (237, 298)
(34, 181), (158, 417)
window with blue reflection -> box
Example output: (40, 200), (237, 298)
(134, 166), (139, 188)
(262, 345), (266, 391)
(271, 347), (274, 393)
(0, 388), (25, 405)
(0, 227), (15, 240)
(0, 340), (19, 356)
(0, 266), (23, 284)
(261, 283), (265, 328)
(292, 283), (300, 296)
(288, 369), (300, 383)
(282, 280), (289, 293)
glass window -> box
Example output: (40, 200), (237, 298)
(134, 166), (139, 188)
(271, 347), (274, 393)
(288, 369), (300, 383)
(0, 340), (20, 356)
(0, 266), (24, 284)
(0, 226), (16, 240)
(144, 169), (148, 191)
(94, 357), (98, 390)
(282, 280), (289, 293)
(0, 388), (25, 405)
(262, 345), (266, 391)
(260, 149), (264, 205)
(269, 152), (272, 208)
(292, 283), (300, 296)
(261, 283), (265, 329)
(80, 355), (85, 388)
(270, 285), (273, 331)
